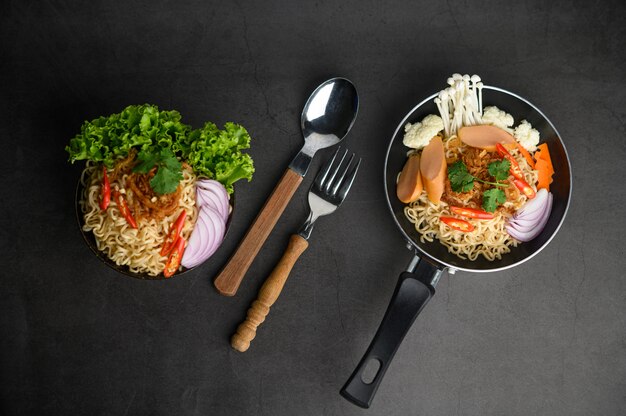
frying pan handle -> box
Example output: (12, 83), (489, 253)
(340, 259), (438, 408)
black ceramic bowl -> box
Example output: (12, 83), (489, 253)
(75, 177), (234, 280)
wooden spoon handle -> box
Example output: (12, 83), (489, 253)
(214, 168), (303, 296)
(231, 234), (309, 352)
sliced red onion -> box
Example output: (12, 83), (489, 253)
(180, 179), (231, 269)
(183, 210), (217, 269)
(182, 210), (214, 268)
(195, 188), (209, 209)
(517, 189), (549, 217)
(506, 192), (553, 242)
(196, 179), (229, 221)
(196, 186), (224, 219)
(181, 205), (226, 269)
(513, 207), (544, 223)
(182, 208), (212, 263)
(508, 216), (538, 229)
(190, 207), (225, 268)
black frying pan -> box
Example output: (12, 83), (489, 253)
(340, 86), (572, 408)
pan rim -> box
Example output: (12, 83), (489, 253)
(383, 85), (572, 273)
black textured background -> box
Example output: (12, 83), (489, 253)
(2, 1), (625, 415)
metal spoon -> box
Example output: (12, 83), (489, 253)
(214, 77), (359, 296)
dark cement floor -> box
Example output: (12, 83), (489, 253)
(2, 1), (625, 414)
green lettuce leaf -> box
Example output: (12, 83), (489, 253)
(184, 122), (255, 194)
(65, 104), (191, 168)
(66, 105), (254, 194)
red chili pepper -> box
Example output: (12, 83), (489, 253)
(496, 142), (524, 180)
(440, 216), (475, 232)
(163, 236), (186, 278)
(450, 206), (494, 220)
(113, 190), (138, 229)
(513, 179), (536, 199)
(160, 210), (187, 257)
(100, 166), (111, 211)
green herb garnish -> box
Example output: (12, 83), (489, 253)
(448, 159), (511, 212)
(482, 188), (507, 212)
(134, 148), (183, 195)
(487, 159), (511, 181)
(448, 160), (510, 192)
(448, 161), (476, 193)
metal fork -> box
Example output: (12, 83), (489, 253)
(231, 148), (361, 352)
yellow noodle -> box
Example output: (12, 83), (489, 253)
(80, 162), (198, 276)
(404, 136), (539, 261)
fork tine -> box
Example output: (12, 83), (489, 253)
(336, 157), (361, 201)
(314, 147), (340, 189)
(323, 149), (348, 191)
(330, 152), (355, 195)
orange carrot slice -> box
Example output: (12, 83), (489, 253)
(535, 159), (552, 191)
(535, 143), (554, 174)
(515, 141), (535, 169)
(534, 143), (554, 191)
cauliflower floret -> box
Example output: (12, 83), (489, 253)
(514, 120), (540, 151)
(481, 106), (514, 132)
(403, 114), (444, 149)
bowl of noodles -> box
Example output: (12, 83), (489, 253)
(386, 75), (571, 271)
(67, 104), (254, 279)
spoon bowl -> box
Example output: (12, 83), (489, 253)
(290, 78), (359, 177)
(301, 78), (359, 148)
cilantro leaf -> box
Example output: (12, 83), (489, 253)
(159, 148), (182, 171)
(133, 149), (160, 173)
(133, 148), (183, 195)
(150, 164), (183, 195)
(448, 161), (475, 193)
(482, 188), (506, 212)
(488, 159), (511, 181)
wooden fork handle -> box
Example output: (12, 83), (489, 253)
(231, 234), (309, 352)
(214, 168), (303, 296)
